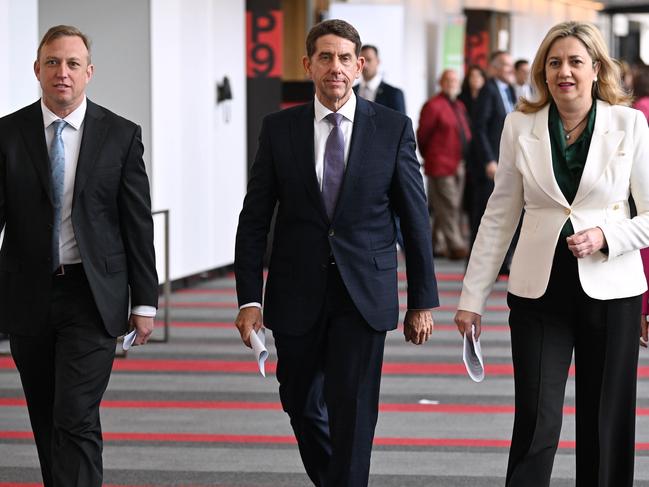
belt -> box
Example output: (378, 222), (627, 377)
(53, 263), (84, 277)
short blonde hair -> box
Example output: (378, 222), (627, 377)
(37, 25), (92, 64)
(519, 21), (630, 113)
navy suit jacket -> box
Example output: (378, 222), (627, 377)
(235, 97), (438, 335)
(469, 78), (515, 180)
(354, 81), (406, 114)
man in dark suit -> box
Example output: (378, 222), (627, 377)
(468, 51), (516, 253)
(235, 19), (438, 487)
(0, 25), (158, 487)
(353, 44), (406, 114)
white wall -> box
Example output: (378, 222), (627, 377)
(151, 0), (246, 280)
(0, 0), (39, 116)
(38, 0), (152, 171)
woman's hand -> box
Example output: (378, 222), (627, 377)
(454, 310), (482, 339)
(641, 315), (648, 349)
(566, 227), (607, 258)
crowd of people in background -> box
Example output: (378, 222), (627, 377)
(361, 46), (649, 278)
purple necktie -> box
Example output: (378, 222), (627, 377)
(322, 112), (345, 220)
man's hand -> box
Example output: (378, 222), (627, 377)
(485, 161), (498, 180)
(566, 227), (606, 258)
(235, 307), (263, 348)
(403, 310), (433, 345)
(454, 310), (482, 339)
(129, 314), (154, 346)
(641, 315), (648, 349)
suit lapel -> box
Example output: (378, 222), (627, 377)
(18, 101), (53, 203)
(572, 101), (623, 205)
(332, 97), (376, 220)
(518, 105), (569, 206)
(290, 103), (329, 222)
(73, 99), (108, 202)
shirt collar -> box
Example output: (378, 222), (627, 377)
(41, 96), (87, 131)
(361, 73), (382, 92)
(494, 78), (509, 92)
(314, 91), (356, 124)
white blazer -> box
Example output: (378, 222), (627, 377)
(459, 100), (649, 315)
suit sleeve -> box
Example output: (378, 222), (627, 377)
(117, 125), (159, 308)
(600, 110), (649, 259)
(472, 85), (497, 165)
(0, 145), (5, 233)
(459, 115), (524, 314)
(394, 88), (406, 114)
(416, 101), (437, 159)
(390, 117), (439, 309)
(234, 117), (278, 306)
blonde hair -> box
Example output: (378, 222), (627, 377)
(519, 21), (630, 113)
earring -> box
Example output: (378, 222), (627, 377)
(594, 77), (598, 82)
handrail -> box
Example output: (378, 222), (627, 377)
(151, 209), (171, 343)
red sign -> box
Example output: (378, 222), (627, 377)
(246, 10), (283, 78)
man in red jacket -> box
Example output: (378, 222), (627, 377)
(417, 69), (471, 259)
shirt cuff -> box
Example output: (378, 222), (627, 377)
(131, 305), (157, 318)
(240, 302), (262, 310)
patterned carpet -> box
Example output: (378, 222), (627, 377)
(1, 256), (648, 486)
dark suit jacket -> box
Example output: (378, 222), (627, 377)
(469, 78), (515, 181)
(235, 97), (438, 335)
(354, 81), (406, 114)
(0, 99), (158, 337)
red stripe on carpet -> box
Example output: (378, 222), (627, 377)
(158, 301), (510, 312)
(2, 357), (648, 377)
(172, 288), (509, 300)
(2, 430), (648, 450)
(0, 398), (586, 415)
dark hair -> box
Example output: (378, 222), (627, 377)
(634, 64), (649, 99)
(361, 44), (378, 56)
(461, 65), (486, 93)
(514, 59), (529, 70)
(489, 50), (509, 64)
(37, 25), (91, 63)
(306, 19), (362, 58)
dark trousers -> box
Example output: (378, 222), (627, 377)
(272, 263), (387, 487)
(10, 265), (116, 487)
(506, 242), (640, 487)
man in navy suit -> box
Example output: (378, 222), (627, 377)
(234, 19), (438, 487)
(354, 45), (406, 114)
(468, 51), (516, 252)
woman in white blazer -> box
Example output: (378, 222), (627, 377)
(455, 21), (649, 487)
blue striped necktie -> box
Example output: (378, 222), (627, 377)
(50, 120), (67, 271)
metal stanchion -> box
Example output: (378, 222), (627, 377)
(116, 208), (170, 357)
(149, 209), (171, 343)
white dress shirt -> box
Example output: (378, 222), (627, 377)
(240, 93), (357, 310)
(358, 74), (382, 102)
(41, 98), (155, 318)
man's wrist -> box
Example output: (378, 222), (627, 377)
(240, 302), (262, 310)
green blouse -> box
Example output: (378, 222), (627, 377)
(548, 101), (597, 238)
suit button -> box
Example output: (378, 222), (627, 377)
(328, 229), (335, 237)
(564, 208), (571, 216)
(48, 224), (53, 229)
(321, 263), (328, 270)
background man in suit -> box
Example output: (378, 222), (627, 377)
(234, 19), (438, 487)
(0, 25), (158, 487)
(468, 51), (516, 261)
(354, 44), (406, 113)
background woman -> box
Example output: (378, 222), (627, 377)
(455, 21), (649, 486)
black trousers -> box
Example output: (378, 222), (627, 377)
(272, 263), (387, 487)
(10, 264), (116, 487)
(506, 242), (641, 487)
